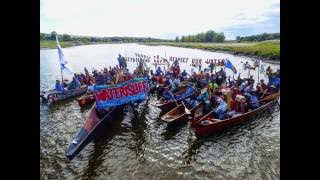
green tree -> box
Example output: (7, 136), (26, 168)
(236, 36), (241, 42)
(181, 36), (185, 42)
(50, 31), (57, 40)
(62, 34), (71, 41)
(216, 32), (225, 42)
(205, 30), (214, 42)
(175, 36), (179, 42)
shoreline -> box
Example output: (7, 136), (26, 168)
(142, 42), (280, 63)
(40, 41), (116, 50)
(40, 41), (279, 65)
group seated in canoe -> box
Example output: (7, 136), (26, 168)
(153, 61), (279, 121)
(55, 74), (82, 92)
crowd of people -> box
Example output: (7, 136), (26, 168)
(151, 59), (280, 120)
(54, 54), (280, 120)
(55, 54), (150, 92)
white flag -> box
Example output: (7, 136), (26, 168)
(56, 35), (73, 74)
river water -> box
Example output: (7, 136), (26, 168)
(40, 44), (280, 179)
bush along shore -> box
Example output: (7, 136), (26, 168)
(142, 41), (280, 61)
(40, 40), (112, 49)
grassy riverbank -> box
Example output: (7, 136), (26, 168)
(143, 40), (280, 61)
(40, 40), (109, 49)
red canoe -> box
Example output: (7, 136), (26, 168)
(191, 93), (279, 138)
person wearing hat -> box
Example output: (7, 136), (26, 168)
(265, 84), (277, 95)
(55, 80), (64, 92)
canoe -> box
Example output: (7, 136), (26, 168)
(77, 93), (95, 108)
(161, 102), (204, 124)
(40, 85), (88, 104)
(152, 86), (196, 113)
(65, 103), (122, 160)
(191, 93), (279, 138)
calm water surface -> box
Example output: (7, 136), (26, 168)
(40, 44), (280, 180)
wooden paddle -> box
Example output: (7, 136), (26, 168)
(182, 101), (191, 114)
(168, 91), (191, 114)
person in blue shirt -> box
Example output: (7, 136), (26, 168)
(155, 67), (164, 76)
(117, 54), (123, 69)
(162, 87), (173, 100)
(67, 76), (81, 90)
(172, 77), (180, 92)
(55, 80), (64, 92)
(244, 83), (254, 93)
(245, 91), (260, 109)
(181, 70), (189, 80)
(239, 81), (248, 92)
(95, 72), (106, 85)
(212, 96), (228, 120)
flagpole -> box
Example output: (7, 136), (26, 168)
(61, 65), (64, 87)
(257, 60), (260, 84)
(56, 34), (64, 87)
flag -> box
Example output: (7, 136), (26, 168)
(225, 58), (237, 74)
(56, 35), (73, 74)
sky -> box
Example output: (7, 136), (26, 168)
(40, 0), (280, 40)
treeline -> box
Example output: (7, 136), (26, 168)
(236, 33), (280, 42)
(40, 31), (171, 43)
(175, 30), (225, 43)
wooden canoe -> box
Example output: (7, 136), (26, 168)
(152, 86), (196, 113)
(77, 93), (95, 108)
(40, 85), (88, 104)
(161, 102), (204, 124)
(65, 103), (122, 160)
(191, 93), (279, 138)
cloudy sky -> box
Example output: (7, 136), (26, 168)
(40, 0), (279, 40)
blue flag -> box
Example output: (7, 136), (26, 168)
(225, 58), (237, 74)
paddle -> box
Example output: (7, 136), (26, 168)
(182, 101), (191, 114)
(168, 90), (191, 114)
(168, 91), (179, 106)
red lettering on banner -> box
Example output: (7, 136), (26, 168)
(142, 81), (148, 92)
(119, 86), (127, 97)
(95, 81), (148, 102)
(127, 84), (134, 96)
(137, 82), (143, 93)
(105, 89), (113, 100)
(95, 90), (106, 101)
(134, 83), (139, 94)
(114, 88), (121, 99)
